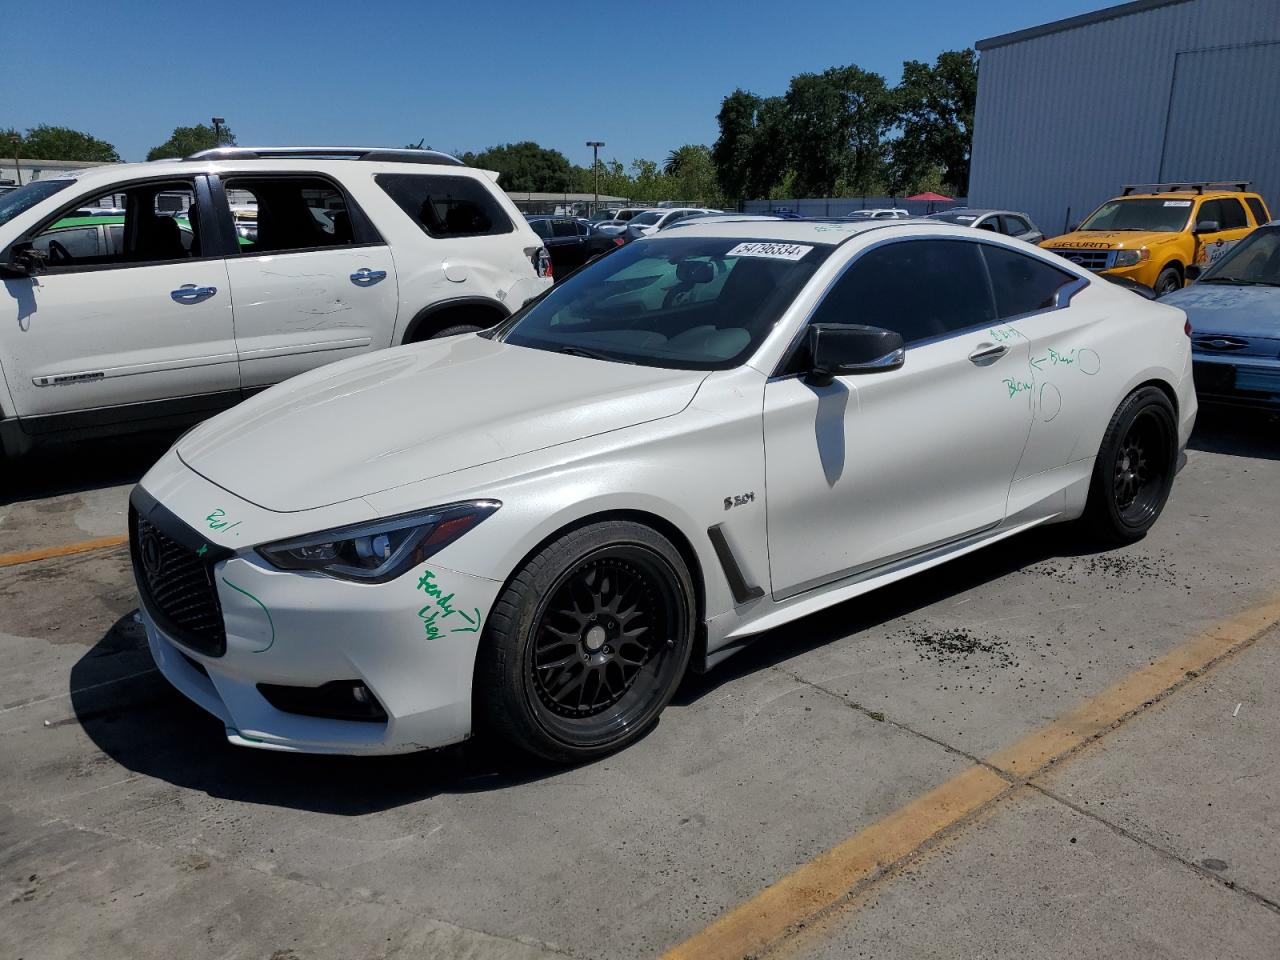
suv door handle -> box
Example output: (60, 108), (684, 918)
(350, 268), (387, 287)
(968, 342), (1009, 365)
(171, 284), (217, 304)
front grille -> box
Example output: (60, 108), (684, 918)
(130, 500), (228, 657)
(1048, 248), (1112, 271)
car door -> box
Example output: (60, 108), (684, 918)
(762, 238), (1033, 599)
(1194, 198), (1252, 269)
(216, 173), (399, 390)
(0, 176), (238, 425)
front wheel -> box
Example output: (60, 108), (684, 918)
(431, 323), (483, 339)
(1078, 386), (1177, 545)
(476, 521), (695, 762)
(1153, 266), (1182, 296)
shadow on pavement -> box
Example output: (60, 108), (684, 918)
(1188, 405), (1279, 462)
(1, 429), (181, 506)
(69, 525), (1100, 814)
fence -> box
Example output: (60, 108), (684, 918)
(740, 196), (968, 217)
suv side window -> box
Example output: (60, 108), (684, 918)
(1245, 197), (1270, 225)
(224, 176), (358, 254)
(29, 180), (201, 271)
(1217, 198), (1248, 230)
(1197, 200), (1223, 230)
(811, 240), (996, 345)
(981, 245), (1076, 319)
(376, 173), (513, 238)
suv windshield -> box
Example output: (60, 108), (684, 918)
(1199, 226), (1280, 286)
(1079, 198), (1193, 233)
(0, 179), (76, 228)
(496, 236), (832, 370)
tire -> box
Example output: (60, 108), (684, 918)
(1078, 386), (1177, 545)
(1153, 266), (1182, 296)
(476, 521), (695, 762)
(431, 323), (483, 339)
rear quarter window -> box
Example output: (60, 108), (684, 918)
(376, 173), (513, 238)
(1245, 197), (1270, 226)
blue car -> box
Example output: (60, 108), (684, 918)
(1163, 222), (1280, 409)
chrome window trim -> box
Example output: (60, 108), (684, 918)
(768, 234), (1091, 381)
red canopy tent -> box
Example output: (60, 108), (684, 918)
(905, 191), (953, 202)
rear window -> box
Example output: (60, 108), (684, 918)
(376, 173), (512, 238)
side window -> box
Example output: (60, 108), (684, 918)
(1245, 197), (1270, 225)
(528, 219), (552, 239)
(223, 176), (356, 254)
(809, 240), (996, 346)
(550, 219), (578, 238)
(29, 180), (199, 270)
(981, 245), (1076, 319)
(1219, 198), (1248, 230)
(375, 173), (513, 238)
(1197, 200), (1222, 230)
(976, 217), (999, 232)
(1002, 215), (1030, 234)
(576, 220), (591, 236)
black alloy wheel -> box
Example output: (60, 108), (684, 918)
(477, 521), (694, 762)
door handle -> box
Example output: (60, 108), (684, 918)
(968, 342), (1009, 365)
(171, 284), (217, 304)
(350, 268), (387, 287)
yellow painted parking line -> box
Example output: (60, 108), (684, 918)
(0, 534), (129, 569)
(659, 594), (1280, 960)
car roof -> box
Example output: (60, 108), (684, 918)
(647, 217), (950, 244)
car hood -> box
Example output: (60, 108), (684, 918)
(1163, 283), (1280, 341)
(177, 336), (708, 512)
(1043, 231), (1174, 250)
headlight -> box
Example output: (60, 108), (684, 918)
(1113, 248), (1149, 268)
(258, 500), (499, 582)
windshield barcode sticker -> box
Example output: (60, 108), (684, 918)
(1163, 200), (1192, 207)
(726, 242), (813, 260)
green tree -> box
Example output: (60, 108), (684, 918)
(7, 124), (119, 162)
(712, 89), (763, 201)
(784, 65), (892, 196)
(460, 141), (573, 192)
(147, 123), (236, 161)
(666, 145), (723, 206)
(892, 49), (978, 196)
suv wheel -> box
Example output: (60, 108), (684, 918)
(1154, 266), (1182, 296)
(476, 521), (695, 762)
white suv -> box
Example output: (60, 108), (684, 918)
(0, 147), (552, 456)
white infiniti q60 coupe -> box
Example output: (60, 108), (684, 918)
(130, 217), (1197, 761)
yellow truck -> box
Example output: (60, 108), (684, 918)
(1040, 182), (1271, 295)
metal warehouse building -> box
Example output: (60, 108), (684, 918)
(968, 0), (1280, 236)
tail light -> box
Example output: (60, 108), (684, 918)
(612, 237), (624, 247)
(534, 247), (552, 279)
(1185, 317), (1193, 337)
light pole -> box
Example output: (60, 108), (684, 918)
(212, 117), (225, 147)
(586, 141), (605, 212)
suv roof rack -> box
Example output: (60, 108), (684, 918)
(1122, 180), (1250, 196)
(183, 146), (465, 166)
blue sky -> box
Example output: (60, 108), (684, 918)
(3, 0), (1108, 165)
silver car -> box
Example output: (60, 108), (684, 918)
(927, 208), (1045, 244)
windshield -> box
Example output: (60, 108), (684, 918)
(1079, 198), (1192, 233)
(630, 211), (663, 226)
(1199, 227), (1280, 285)
(0, 179), (76, 228)
(495, 236), (832, 370)
(928, 211), (980, 224)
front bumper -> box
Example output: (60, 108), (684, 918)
(132, 481), (503, 755)
(1193, 354), (1280, 409)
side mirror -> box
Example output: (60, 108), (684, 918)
(806, 323), (905, 386)
(1184, 264), (1202, 281)
(0, 242), (46, 278)
(1194, 220), (1220, 234)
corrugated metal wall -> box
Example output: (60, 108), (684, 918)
(969, 0), (1280, 236)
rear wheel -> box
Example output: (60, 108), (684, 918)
(1153, 266), (1182, 296)
(476, 521), (694, 762)
(1079, 387), (1177, 545)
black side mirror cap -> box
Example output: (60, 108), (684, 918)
(805, 323), (906, 386)
(1184, 264), (1202, 281)
(1, 241), (45, 278)
(1194, 220), (1220, 234)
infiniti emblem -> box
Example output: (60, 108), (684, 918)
(139, 532), (163, 576)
